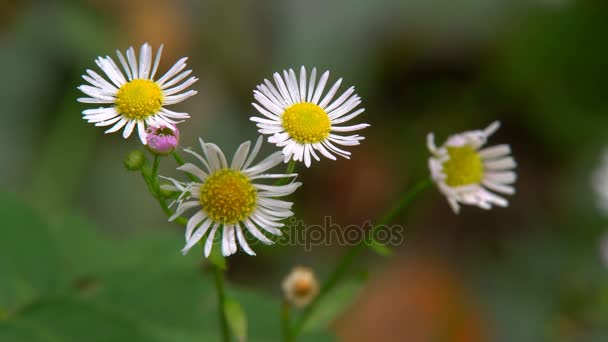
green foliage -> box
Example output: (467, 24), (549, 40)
(0, 192), (65, 311)
(224, 297), (247, 342)
(301, 280), (364, 333)
(366, 237), (393, 257)
(0, 191), (336, 341)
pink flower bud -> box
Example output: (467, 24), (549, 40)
(146, 125), (180, 155)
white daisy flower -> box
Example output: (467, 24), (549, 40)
(250, 66), (369, 167)
(592, 148), (608, 215)
(427, 121), (517, 214)
(78, 43), (198, 144)
(163, 136), (302, 257)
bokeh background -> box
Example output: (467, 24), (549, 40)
(1, 0), (608, 341)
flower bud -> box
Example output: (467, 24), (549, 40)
(124, 150), (146, 171)
(146, 125), (180, 155)
(282, 266), (319, 308)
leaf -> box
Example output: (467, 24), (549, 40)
(224, 297), (247, 342)
(0, 297), (163, 342)
(0, 192), (66, 311)
(302, 280), (365, 333)
(366, 238), (393, 257)
(89, 267), (217, 339)
(48, 214), (199, 275)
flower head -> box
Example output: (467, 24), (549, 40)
(592, 148), (608, 215)
(78, 43), (197, 144)
(251, 66), (369, 167)
(146, 125), (180, 154)
(427, 121), (517, 213)
(163, 136), (302, 257)
(282, 266), (319, 308)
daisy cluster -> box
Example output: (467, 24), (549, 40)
(79, 43), (520, 257)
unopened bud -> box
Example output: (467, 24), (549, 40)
(282, 266), (319, 308)
(124, 150), (146, 171)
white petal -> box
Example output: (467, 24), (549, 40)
(231, 140), (251, 170)
(150, 44), (164, 79)
(319, 78), (342, 109)
(484, 157), (517, 171)
(243, 136), (263, 169)
(236, 224), (256, 256)
(479, 144), (511, 159)
(204, 223), (220, 257)
(312, 70), (329, 104)
(307, 68), (317, 103)
(186, 211), (207, 240)
(177, 163), (208, 181)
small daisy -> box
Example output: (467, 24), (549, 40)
(250, 66), (369, 167)
(427, 121), (517, 214)
(163, 136), (302, 257)
(282, 266), (320, 308)
(591, 148), (608, 215)
(78, 43), (198, 144)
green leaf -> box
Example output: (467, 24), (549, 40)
(302, 280), (364, 333)
(0, 297), (163, 342)
(366, 238), (393, 257)
(89, 267), (217, 339)
(47, 214), (201, 275)
(0, 192), (66, 311)
(224, 297), (247, 342)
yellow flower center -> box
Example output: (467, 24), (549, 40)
(199, 169), (257, 224)
(115, 79), (163, 120)
(442, 146), (484, 187)
(281, 103), (331, 144)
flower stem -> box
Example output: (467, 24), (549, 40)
(140, 154), (188, 225)
(281, 301), (292, 342)
(290, 177), (433, 338)
(275, 159), (297, 186)
(213, 264), (231, 342)
(142, 150), (232, 342)
(171, 151), (199, 182)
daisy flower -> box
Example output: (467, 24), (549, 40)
(592, 148), (608, 215)
(78, 43), (198, 144)
(427, 121), (517, 214)
(250, 66), (369, 167)
(282, 266), (320, 308)
(163, 136), (302, 257)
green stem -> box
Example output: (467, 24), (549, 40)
(281, 301), (292, 342)
(378, 177), (433, 226)
(275, 159), (297, 186)
(290, 177), (433, 338)
(142, 150), (231, 342)
(140, 154), (188, 226)
(151, 154), (161, 190)
(172, 151), (199, 182)
(213, 264), (231, 342)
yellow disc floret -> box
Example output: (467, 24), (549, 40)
(199, 169), (257, 224)
(281, 103), (331, 144)
(442, 146), (484, 187)
(115, 79), (163, 120)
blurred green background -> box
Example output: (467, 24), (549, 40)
(2, 0), (608, 341)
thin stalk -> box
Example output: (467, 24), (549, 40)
(171, 150), (199, 182)
(275, 159), (297, 186)
(142, 150), (231, 342)
(281, 301), (292, 342)
(140, 154), (188, 226)
(213, 264), (231, 342)
(290, 177), (433, 338)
